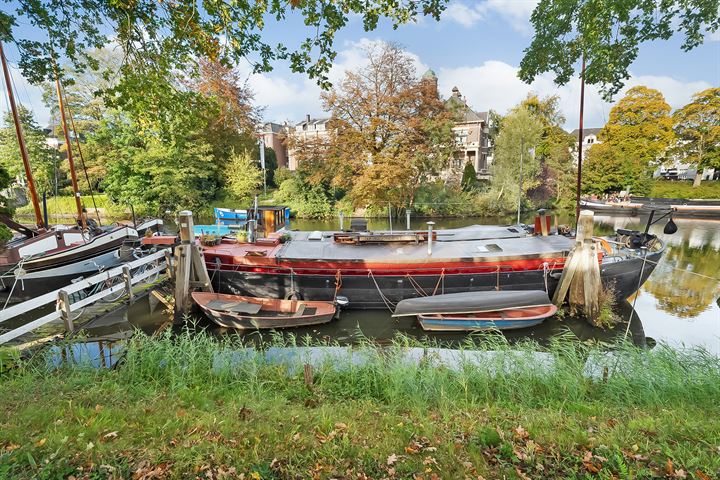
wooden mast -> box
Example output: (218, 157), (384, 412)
(575, 56), (586, 220)
(0, 41), (44, 230)
(54, 71), (86, 230)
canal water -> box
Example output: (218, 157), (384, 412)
(4, 214), (720, 356)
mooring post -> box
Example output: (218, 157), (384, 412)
(58, 289), (74, 333)
(164, 250), (174, 280)
(339, 211), (344, 231)
(122, 265), (134, 305)
(553, 210), (601, 320)
(406, 209), (411, 230)
(174, 210), (194, 319)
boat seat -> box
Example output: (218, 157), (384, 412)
(207, 300), (262, 314)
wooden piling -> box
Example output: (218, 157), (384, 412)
(122, 265), (134, 305)
(174, 210), (214, 321)
(552, 210), (601, 320)
(58, 290), (74, 333)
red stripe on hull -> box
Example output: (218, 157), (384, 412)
(204, 257), (570, 276)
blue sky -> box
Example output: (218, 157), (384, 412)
(2, 0), (719, 130)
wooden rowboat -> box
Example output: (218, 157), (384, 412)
(192, 292), (336, 330)
(417, 304), (558, 331)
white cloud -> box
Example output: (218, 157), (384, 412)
(442, 0), (539, 34)
(437, 60), (711, 129)
(442, 3), (484, 28)
(245, 38), (429, 123)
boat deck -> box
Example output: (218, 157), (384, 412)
(202, 226), (576, 266)
(277, 234), (573, 263)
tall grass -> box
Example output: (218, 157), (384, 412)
(11, 326), (720, 411)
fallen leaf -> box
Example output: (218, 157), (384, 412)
(674, 469), (687, 479)
(666, 458), (675, 476)
(176, 409), (186, 418)
(514, 426), (529, 440)
(334, 422), (348, 430)
(387, 453), (398, 466)
(85, 442), (94, 451)
(35, 438), (46, 447)
(103, 431), (118, 440)
(94, 404), (103, 413)
(695, 469), (711, 480)
(5, 444), (20, 451)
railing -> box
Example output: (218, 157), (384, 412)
(0, 248), (172, 345)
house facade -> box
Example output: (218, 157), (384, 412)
(266, 76), (492, 179)
(569, 127), (602, 164)
(261, 122), (289, 168)
(444, 85), (491, 178)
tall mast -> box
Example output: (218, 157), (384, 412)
(575, 56), (586, 220)
(54, 71), (86, 229)
(0, 42), (44, 229)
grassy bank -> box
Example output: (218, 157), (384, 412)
(1, 330), (719, 479)
(14, 194), (150, 222)
(650, 180), (720, 199)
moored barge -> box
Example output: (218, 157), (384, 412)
(202, 225), (664, 309)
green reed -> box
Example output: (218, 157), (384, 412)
(9, 324), (719, 411)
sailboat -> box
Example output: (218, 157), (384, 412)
(0, 42), (139, 304)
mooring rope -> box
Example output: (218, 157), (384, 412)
(431, 268), (445, 296)
(367, 270), (396, 312)
(405, 274), (428, 297)
(333, 269), (342, 300)
(626, 251), (720, 282)
(2, 257), (28, 310)
(624, 247), (649, 341)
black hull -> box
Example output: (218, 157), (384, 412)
(0, 251), (124, 304)
(211, 250), (662, 309)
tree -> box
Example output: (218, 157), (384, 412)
(489, 106), (544, 212)
(303, 42), (456, 210)
(185, 59), (260, 165)
(0, 106), (57, 196)
(98, 112), (219, 213)
(461, 161), (478, 191)
(584, 86), (674, 195)
(672, 88), (720, 186)
(520, 94), (576, 208)
(2, 1), (447, 89)
(226, 151), (262, 204)
(519, 0), (720, 99)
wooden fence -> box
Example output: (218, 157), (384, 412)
(0, 248), (172, 345)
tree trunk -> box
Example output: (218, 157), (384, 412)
(693, 171), (702, 187)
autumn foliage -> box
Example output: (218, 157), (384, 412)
(289, 43), (456, 211)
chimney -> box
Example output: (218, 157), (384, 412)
(306, 114), (311, 124)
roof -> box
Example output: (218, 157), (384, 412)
(445, 87), (486, 124)
(422, 69), (437, 80)
(569, 127), (603, 137)
(263, 122), (285, 133)
(296, 117), (332, 127)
